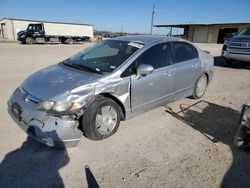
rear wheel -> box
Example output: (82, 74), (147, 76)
(82, 97), (121, 140)
(191, 74), (208, 99)
(25, 37), (34, 45)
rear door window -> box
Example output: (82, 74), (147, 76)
(173, 42), (198, 63)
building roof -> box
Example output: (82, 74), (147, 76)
(112, 35), (181, 44)
(0, 17), (94, 26)
(154, 22), (250, 28)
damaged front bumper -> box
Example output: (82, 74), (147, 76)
(8, 88), (83, 148)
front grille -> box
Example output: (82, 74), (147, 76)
(229, 43), (250, 49)
(229, 43), (243, 47)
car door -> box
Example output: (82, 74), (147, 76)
(172, 41), (201, 99)
(128, 43), (175, 113)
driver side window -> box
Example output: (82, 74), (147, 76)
(121, 43), (171, 77)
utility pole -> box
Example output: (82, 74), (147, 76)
(150, 4), (156, 35)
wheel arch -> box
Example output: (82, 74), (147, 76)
(204, 72), (209, 82)
(97, 93), (126, 120)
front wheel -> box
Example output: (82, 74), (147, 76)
(82, 97), (121, 140)
(65, 38), (73, 44)
(191, 74), (208, 99)
(25, 37), (34, 45)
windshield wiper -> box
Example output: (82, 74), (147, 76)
(74, 63), (103, 74)
(61, 62), (79, 69)
(61, 62), (102, 74)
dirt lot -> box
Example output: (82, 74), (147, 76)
(0, 42), (250, 188)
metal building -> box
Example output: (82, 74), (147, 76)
(0, 18), (94, 41)
(154, 22), (250, 43)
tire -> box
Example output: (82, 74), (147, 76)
(65, 38), (73, 44)
(191, 74), (208, 99)
(25, 37), (34, 45)
(234, 126), (249, 149)
(82, 97), (121, 140)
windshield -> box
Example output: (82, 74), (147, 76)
(27, 24), (42, 31)
(238, 27), (250, 36)
(61, 40), (141, 74)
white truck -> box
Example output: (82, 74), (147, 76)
(17, 23), (93, 44)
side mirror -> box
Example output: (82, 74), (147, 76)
(231, 32), (237, 37)
(137, 64), (154, 76)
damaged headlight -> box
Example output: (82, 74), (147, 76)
(38, 100), (85, 113)
(242, 106), (250, 128)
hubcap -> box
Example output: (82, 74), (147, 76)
(95, 105), (117, 135)
(196, 76), (207, 97)
(26, 38), (32, 44)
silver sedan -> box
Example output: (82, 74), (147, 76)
(8, 35), (214, 147)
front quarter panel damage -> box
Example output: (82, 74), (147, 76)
(70, 74), (131, 118)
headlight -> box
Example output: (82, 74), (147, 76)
(53, 102), (72, 112)
(38, 100), (85, 113)
(242, 106), (250, 128)
(39, 101), (54, 111)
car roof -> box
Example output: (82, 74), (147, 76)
(111, 35), (182, 45)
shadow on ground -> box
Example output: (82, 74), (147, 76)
(0, 136), (69, 188)
(214, 56), (250, 70)
(165, 100), (250, 187)
(85, 165), (100, 188)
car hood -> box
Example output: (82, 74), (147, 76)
(22, 64), (102, 101)
(17, 30), (27, 35)
(231, 36), (250, 42)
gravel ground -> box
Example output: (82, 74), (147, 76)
(0, 42), (250, 188)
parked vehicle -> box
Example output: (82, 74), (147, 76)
(17, 23), (91, 44)
(221, 27), (250, 63)
(234, 96), (250, 149)
(8, 35), (214, 147)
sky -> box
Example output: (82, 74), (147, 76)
(0, 0), (250, 34)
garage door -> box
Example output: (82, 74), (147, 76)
(193, 27), (208, 43)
